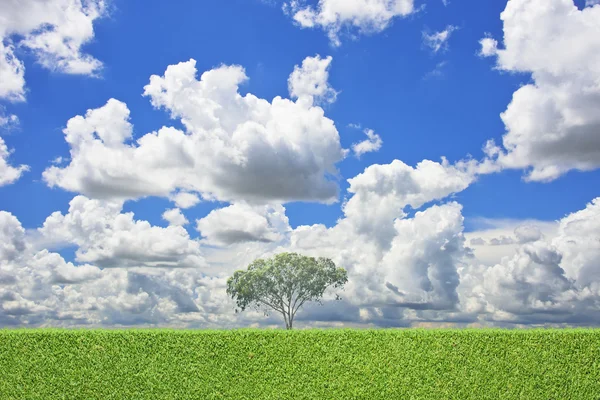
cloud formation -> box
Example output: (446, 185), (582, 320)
(0, 136), (28, 186)
(422, 25), (457, 53)
(284, 0), (415, 46)
(196, 203), (291, 246)
(481, 0), (600, 181)
(352, 128), (383, 158)
(44, 57), (347, 205)
(288, 55), (338, 104)
(38, 196), (206, 269)
(459, 198), (600, 325)
(0, 0), (107, 101)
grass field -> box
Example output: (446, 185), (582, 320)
(0, 328), (599, 399)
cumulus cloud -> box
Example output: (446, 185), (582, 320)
(422, 25), (458, 53)
(0, 205), (292, 328)
(38, 196), (206, 269)
(0, 136), (28, 186)
(196, 203), (291, 246)
(352, 128), (383, 158)
(482, 0), (600, 181)
(169, 192), (201, 209)
(514, 224), (543, 243)
(162, 208), (188, 227)
(288, 55), (337, 104)
(44, 57), (347, 205)
(342, 158), (476, 246)
(0, 0), (107, 101)
(269, 201), (469, 325)
(9, 161), (600, 327)
(478, 37), (498, 57)
(284, 0), (415, 46)
(459, 198), (600, 325)
(4, 145), (484, 327)
(380, 203), (465, 310)
(489, 236), (515, 246)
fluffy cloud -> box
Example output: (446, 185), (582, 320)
(169, 192), (201, 209)
(4, 147), (482, 327)
(459, 198), (600, 325)
(0, 205), (291, 327)
(38, 196), (206, 269)
(380, 203), (465, 310)
(9, 162), (600, 327)
(422, 25), (458, 53)
(514, 224), (543, 243)
(196, 203), (291, 246)
(285, 0), (415, 46)
(162, 208), (189, 227)
(482, 0), (600, 181)
(288, 55), (337, 104)
(0, 136), (28, 186)
(342, 158), (476, 246)
(0, 42), (25, 102)
(0, 0), (106, 101)
(352, 128), (382, 158)
(44, 57), (347, 204)
(478, 37), (498, 57)
(270, 201), (469, 326)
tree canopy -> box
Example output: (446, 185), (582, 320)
(226, 252), (348, 329)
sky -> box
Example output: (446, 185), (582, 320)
(0, 0), (599, 329)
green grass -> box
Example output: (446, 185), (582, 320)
(0, 328), (599, 399)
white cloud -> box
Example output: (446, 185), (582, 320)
(464, 218), (557, 266)
(586, 0), (600, 6)
(0, 0), (107, 101)
(3, 146), (483, 327)
(459, 198), (600, 325)
(38, 196), (206, 269)
(352, 128), (383, 158)
(0, 136), (28, 186)
(0, 110), (19, 130)
(0, 42), (25, 102)
(423, 25), (458, 53)
(162, 208), (189, 227)
(482, 0), (600, 181)
(196, 203), (291, 246)
(343, 158), (476, 246)
(489, 236), (515, 246)
(0, 206), (286, 328)
(44, 57), (347, 205)
(478, 37), (498, 57)
(514, 224), (543, 243)
(169, 192), (201, 209)
(380, 203), (466, 309)
(9, 156), (600, 327)
(284, 0), (415, 46)
(288, 55), (337, 104)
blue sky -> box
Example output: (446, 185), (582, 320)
(2, 0), (598, 232)
(1, 0), (600, 328)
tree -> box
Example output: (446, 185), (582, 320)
(226, 252), (348, 330)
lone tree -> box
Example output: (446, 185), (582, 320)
(226, 252), (348, 330)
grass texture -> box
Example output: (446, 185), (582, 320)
(0, 328), (599, 399)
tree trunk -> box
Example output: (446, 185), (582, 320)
(283, 312), (290, 330)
